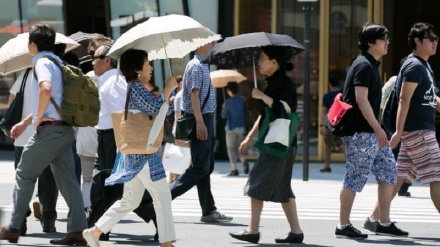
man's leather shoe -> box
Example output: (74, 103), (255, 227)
(229, 230), (260, 244)
(275, 231), (304, 243)
(50, 232), (86, 245)
(0, 226), (21, 243)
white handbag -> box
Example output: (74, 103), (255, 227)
(162, 143), (191, 174)
(264, 100), (292, 147)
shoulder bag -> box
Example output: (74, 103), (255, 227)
(0, 68), (31, 137)
(111, 84), (164, 154)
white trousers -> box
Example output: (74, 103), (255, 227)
(95, 164), (176, 243)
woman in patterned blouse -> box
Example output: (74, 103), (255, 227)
(83, 49), (177, 247)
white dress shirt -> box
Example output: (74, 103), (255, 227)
(96, 69), (127, 130)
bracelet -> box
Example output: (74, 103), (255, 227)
(35, 116), (44, 121)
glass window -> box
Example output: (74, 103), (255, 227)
(277, 0), (320, 158)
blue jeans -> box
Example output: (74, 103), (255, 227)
(170, 114), (217, 216)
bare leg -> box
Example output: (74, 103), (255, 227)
(230, 162), (238, 171)
(323, 145), (331, 169)
(90, 226), (103, 241)
(339, 187), (356, 225)
(281, 198), (302, 234)
(369, 178), (405, 219)
(248, 198), (263, 234)
(430, 181), (440, 213)
(377, 182), (394, 223)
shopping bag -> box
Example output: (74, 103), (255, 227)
(162, 143), (191, 174)
(255, 100), (300, 158)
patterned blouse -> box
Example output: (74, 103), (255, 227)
(105, 82), (173, 185)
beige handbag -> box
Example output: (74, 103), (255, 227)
(112, 84), (164, 154)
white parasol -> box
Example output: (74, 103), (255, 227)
(0, 32), (80, 75)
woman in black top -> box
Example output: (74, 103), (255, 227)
(229, 46), (303, 244)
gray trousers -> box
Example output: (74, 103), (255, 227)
(11, 126), (87, 233)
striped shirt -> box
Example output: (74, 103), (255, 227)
(181, 55), (216, 114)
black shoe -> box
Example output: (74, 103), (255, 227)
(275, 231), (304, 243)
(227, 170), (239, 176)
(335, 224), (367, 239)
(229, 230), (260, 244)
(43, 225), (57, 233)
(320, 167), (331, 173)
(398, 191), (411, 197)
(375, 222), (408, 237)
(362, 217), (379, 232)
(243, 161), (250, 174)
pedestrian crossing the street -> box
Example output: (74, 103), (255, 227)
(2, 174), (437, 225)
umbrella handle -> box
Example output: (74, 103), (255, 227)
(253, 58), (257, 88)
(161, 34), (173, 77)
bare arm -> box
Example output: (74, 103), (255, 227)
(389, 82), (417, 149)
(355, 86), (387, 148)
(239, 115), (261, 155)
(319, 106), (328, 136)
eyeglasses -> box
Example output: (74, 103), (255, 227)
(92, 54), (106, 61)
(377, 36), (390, 42)
(424, 36), (439, 43)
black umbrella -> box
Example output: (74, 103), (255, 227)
(204, 32), (304, 87)
(68, 32), (112, 64)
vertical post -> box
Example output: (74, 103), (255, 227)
(302, 2), (311, 181)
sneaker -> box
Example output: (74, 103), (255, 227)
(335, 224), (368, 239)
(201, 210), (233, 223)
(227, 170), (239, 176)
(320, 167), (331, 173)
(362, 217), (379, 232)
(375, 222), (408, 237)
(398, 191), (411, 197)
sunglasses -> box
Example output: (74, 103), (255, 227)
(91, 54), (106, 61)
(424, 36), (439, 43)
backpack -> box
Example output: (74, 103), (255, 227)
(34, 56), (100, 127)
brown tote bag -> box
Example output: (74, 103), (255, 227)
(112, 84), (163, 154)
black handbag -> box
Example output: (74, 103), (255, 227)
(0, 68), (31, 137)
(175, 83), (211, 141)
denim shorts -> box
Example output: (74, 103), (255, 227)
(342, 132), (397, 192)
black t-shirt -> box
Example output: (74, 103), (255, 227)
(397, 54), (436, 131)
(343, 52), (382, 133)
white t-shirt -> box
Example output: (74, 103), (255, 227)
(9, 69), (34, 147)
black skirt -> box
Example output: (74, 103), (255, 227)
(244, 146), (296, 203)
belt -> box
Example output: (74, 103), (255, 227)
(39, 121), (69, 126)
(97, 129), (113, 134)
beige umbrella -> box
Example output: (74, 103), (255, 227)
(210, 69), (247, 88)
(0, 32), (80, 75)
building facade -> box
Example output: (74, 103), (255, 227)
(1, 0), (439, 162)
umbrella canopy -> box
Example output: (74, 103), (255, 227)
(205, 32), (304, 69)
(0, 32), (80, 75)
(68, 31), (112, 64)
(210, 69), (247, 88)
(107, 14), (221, 60)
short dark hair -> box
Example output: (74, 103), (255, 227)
(261, 46), (294, 72)
(120, 49), (149, 82)
(63, 52), (79, 67)
(358, 23), (389, 52)
(98, 44), (117, 68)
(176, 75), (183, 83)
(226, 81), (239, 94)
(328, 74), (339, 87)
(408, 22), (438, 49)
(28, 24), (56, 52)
